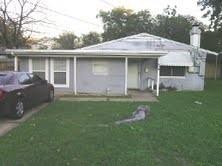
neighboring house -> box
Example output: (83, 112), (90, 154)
(5, 25), (218, 96)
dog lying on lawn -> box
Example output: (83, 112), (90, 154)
(115, 105), (150, 125)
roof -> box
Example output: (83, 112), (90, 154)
(159, 51), (193, 66)
(81, 33), (218, 55)
(5, 33), (218, 58)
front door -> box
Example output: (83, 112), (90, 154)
(128, 62), (139, 89)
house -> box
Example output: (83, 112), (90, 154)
(5, 25), (218, 96)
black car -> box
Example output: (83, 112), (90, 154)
(0, 72), (54, 119)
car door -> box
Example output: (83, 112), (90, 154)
(29, 74), (48, 103)
(17, 73), (36, 109)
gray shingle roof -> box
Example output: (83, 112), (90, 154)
(81, 33), (218, 55)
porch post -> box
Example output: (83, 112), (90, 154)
(125, 57), (128, 95)
(74, 56), (77, 95)
(156, 58), (160, 96)
(215, 55), (218, 80)
(14, 56), (18, 71)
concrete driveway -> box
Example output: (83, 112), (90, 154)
(0, 103), (48, 137)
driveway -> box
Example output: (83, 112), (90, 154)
(0, 103), (48, 137)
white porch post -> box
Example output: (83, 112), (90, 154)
(74, 56), (77, 95)
(14, 56), (18, 71)
(124, 57), (128, 95)
(156, 58), (160, 96)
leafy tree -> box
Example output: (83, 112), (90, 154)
(53, 32), (78, 49)
(154, 14), (204, 44)
(198, 0), (222, 30)
(97, 7), (154, 41)
(81, 32), (102, 47)
(201, 30), (222, 52)
(98, 7), (205, 44)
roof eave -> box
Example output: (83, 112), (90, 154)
(5, 49), (167, 58)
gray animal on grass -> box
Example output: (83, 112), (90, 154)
(115, 105), (150, 125)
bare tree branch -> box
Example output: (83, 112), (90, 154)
(0, 0), (41, 48)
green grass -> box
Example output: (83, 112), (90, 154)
(0, 80), (222, 166)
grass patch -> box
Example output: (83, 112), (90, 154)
(0, 80), (222, 166)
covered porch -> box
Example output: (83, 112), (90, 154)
(126, 58), (160, 96)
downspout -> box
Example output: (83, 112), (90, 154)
(156, 58), (160, 96)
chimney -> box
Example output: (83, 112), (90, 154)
(190, 24), (201, 47)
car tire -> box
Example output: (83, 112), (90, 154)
(12, 99), (25, 119)
(48, 89), (54, 102)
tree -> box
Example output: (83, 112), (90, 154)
(53, 32), (78, 49)
(81, 32), (102, 47)
(98, 7), (205, 44)
(0, 0), (40, 48)
(154, 14), (204, 44)
(97, 7), (154, 41)
(198, 0), (222, 30)
(201, 30), (222, 52)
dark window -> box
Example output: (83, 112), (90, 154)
(29, 73), (43, 83)
(18, 74), (32, 84)
(160, 66), (186, 77)
(54, 72), (66, 84)
(33, 72), (45, 80)
(160, 66), (171, 76)
(173, 67), (186, 76)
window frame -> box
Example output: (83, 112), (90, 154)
(29, 58), (49, 80)
(50, 58), (70, 88)
(160, 66), (186, 79)
(92, 61), (109, 76)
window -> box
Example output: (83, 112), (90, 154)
(29, 73), (43, 84)
(160, 66), (186, 77)
(92, 62), (108, 75)
(29, 58), (48, 80)
(0, 74), (14, 85)
(18, 73), (32, 85)
(51, 58), (69, 87)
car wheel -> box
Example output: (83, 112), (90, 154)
(12, 100), (24, 119)
(48, 89), (54, 102)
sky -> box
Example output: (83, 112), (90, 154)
(27, 0), (208, 38)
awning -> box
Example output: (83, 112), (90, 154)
(159, 51), (193, 66)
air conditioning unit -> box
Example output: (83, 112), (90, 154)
(188, 66), (199, 73)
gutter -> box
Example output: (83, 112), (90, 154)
(5, 49), (168, 58)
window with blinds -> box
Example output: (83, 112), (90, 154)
(32, 58), (46, 79)
(160, 66), (186, 77)
(51, 58), (69, 87)
(54, 59), (67, 84)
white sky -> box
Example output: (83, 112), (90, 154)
(28, 0), (208, 38)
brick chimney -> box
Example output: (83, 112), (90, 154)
(190, 24), (201, 47)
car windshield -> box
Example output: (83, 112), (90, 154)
(0, 74), (14, 85)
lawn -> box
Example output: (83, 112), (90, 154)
(0, 80), (222, 166)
